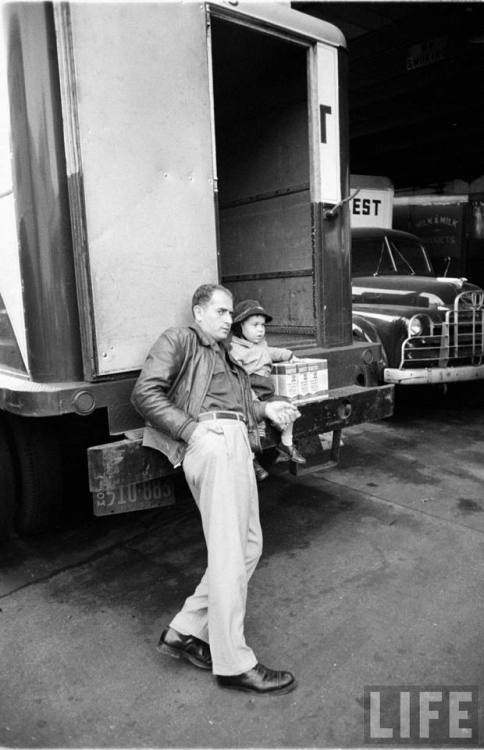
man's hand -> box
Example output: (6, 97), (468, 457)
(264, 400), (301, 430)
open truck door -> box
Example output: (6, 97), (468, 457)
(0, 2), (393, 536)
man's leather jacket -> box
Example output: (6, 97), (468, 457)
(131, 324), (264, 466)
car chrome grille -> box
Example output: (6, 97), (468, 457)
(400, 290), (484, 368)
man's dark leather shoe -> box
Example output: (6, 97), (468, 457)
(158, 626), (212, 670)
(216, 662), (297, 695)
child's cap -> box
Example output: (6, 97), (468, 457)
(233, 299), (273, 324)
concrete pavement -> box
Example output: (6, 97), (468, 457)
(0, 385), (483, 747)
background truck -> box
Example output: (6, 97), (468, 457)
(0, 2), (393, 538)
(349, 177), (484, 386)
(394, 193), (484, 289)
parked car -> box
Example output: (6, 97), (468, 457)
(351, 227), (484, 385)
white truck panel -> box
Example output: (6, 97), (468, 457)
(350, 174), (394, 229)
(315, 43), (341, 205)
(62, 3), (218, 375)
(0, 25), (28, 371)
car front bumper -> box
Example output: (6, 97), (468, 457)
(384, 364), (484, 385)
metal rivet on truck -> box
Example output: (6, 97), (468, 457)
(337, 401), (352, 420)
(72, 391), (96, 414)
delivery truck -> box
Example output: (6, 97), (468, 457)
(0, 2), (394, 537)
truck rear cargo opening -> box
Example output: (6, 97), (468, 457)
(212, 19), (313, 347)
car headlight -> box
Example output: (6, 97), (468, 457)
(407, 314), (432, 337)
(409, 318), (423, 336)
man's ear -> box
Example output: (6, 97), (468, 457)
(193, 304), (202, 322)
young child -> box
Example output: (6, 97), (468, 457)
(230, 299), (306, 481)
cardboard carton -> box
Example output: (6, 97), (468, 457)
(304, 359), (328, 398)
(271, 362), (298, 400)
(271, 359), (328, 402)
(296, 361), (310, 399)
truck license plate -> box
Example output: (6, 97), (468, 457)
(93, 477), (175, 516)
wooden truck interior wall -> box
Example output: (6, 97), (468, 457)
(212, 19), (314, 347)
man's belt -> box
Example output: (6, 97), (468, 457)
(198, 411), (246, 424)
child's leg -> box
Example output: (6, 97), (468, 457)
(280, 421), (294, 446)
(254, 398), (268, 478)
(253, 456), (269, 481)
(276, 418), (306, 464)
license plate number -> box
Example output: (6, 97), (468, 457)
(93, 477), (175, 516)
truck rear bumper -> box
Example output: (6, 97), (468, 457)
(384, 365), (484, 385)
(293, 383), (394, 433)
(87, 383), (394, 515)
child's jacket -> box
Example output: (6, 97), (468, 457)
(230, 335), (294, 377)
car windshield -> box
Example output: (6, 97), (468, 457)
(351, 235), (434, 277)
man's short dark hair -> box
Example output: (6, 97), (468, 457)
(192, 283), (233, 311)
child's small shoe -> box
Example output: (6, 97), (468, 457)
(276, 443), (306, 464)
(253, 458), (269, 482)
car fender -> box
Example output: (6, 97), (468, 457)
(352, 308), (411, 368)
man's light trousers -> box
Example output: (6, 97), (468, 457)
(170, 419), (262, 676)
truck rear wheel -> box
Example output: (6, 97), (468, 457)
(0, 418), (17, 540)
(6, 416), (64, 535)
